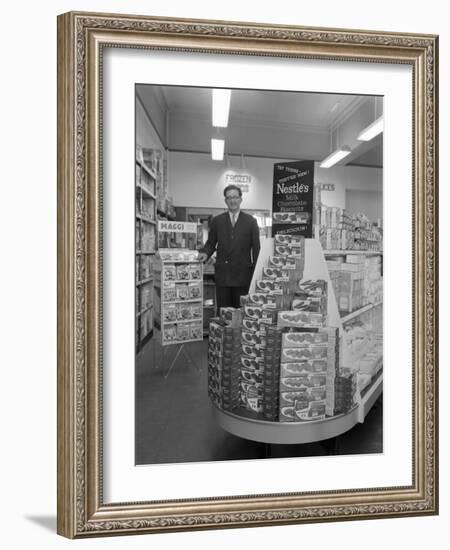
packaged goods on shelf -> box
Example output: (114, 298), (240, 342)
(343, 317), (382, 379)
(176, 263), (190, 280)
(279, 373), (327, 392)
(140, 309), (153, 338)
(141, 225), (156, 252)
(176, 303), (192, 321)
(176, 283), (189, 301)
(281, 331), (329, 347)
(163, 304), (177, 323)
(163, 264), (176, 281)
(313, 203), (383, 252)
(163, 324), (177, 343)
(262, 267), (290, 280)
(162, 283), (176, 302)
(135, 221), (140, 249)
(207, 234), (375, 425)
(219, 307), (243, 327)
(189, 263), (202, 280)
(279, 397), (326, 423)
(278, 310), (324, 328)
(189, 281), (202, 299)
(280, 360), (327, 376)
(273, 211), (310, 224)
(281, 345), (328, 362)
(140, 283), (153, 310)
(334, 369), (358, 414)
(153, 249), (203, 345)
(208, 318), (241, 412)
(176, 324), (190, 341)
(140, 255), (153, 280)
(157, 248), (200, 262)
(191, 303), (202, 319)
(262, 326), (282, 421)
(268, 255), (300, 270)
(248, 292), (283, 309)
(142, 201), (155, 220)
(255, 279), (283, 294)
(274, 234), (305, 247)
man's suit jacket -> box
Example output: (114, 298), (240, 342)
(200, 211), (261, 287)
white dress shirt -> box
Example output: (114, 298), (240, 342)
(229, 210), (240, 226)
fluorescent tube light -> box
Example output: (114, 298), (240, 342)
(211, 138), (225, 161)
(212, 89), (231, 127)
(357, 116), (383, 141)
(320, 145), (351, 168)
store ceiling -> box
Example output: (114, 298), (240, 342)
(137, 85), (383, 168)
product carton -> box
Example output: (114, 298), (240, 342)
(280, 360), (327, 377)
(281, 330), (328, 347)
(278, 311), (324, 328)
(219, 307), (243, 327)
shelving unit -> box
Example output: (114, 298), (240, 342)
(341, 301), (382, 324)
(135, 155), (159, 353)
(324, 250), (382, 256)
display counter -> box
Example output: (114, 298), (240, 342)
(213, 372), (382, 444)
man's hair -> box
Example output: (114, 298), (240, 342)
(223, 184), (242, 198)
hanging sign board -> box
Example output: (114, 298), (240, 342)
(225, 173), (251, 193)
(158, 220), (198, 233)
(272, 160), (315, 238)
(320, 183), (335, 192)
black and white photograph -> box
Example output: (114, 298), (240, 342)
(135, 84), (384, 465)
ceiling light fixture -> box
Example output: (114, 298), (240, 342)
(320, 145), (351, 168)
(357, 116), (384, 141)
(211, 138), (225, 161)
(212, 89), (231, 127)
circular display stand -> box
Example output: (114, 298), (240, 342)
(213, 404), (359, 445)
(213, 373), (382, 445)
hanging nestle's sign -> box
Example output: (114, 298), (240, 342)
(272, 160), (315, 238)
(158, 221), (198, 233)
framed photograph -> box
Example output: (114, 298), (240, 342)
(57, 11), (438, 538)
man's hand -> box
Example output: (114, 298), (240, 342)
(198, 252), (208, 263)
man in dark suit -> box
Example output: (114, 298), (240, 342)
(198, 184), (261, 310)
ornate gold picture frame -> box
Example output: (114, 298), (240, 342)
(57, 11), (438, 538)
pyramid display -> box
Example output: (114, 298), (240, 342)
(207, 235), (359, 423)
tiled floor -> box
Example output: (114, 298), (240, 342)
(135, 338), (382, 465)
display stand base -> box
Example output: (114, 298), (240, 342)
(212, 374), (382, 445)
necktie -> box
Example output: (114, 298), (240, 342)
(232, 214), (236, 227)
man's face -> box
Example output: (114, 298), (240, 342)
(225, 191), (242, 212)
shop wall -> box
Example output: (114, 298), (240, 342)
(168, 150), (382, 219)
(316, 164), (382, 216)
(136, 96), (166, 152)
(167, 150), (282, 210)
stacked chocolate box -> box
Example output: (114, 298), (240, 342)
(207, 236), (350, 424)
(278, 329), (329, 422)
(240, 307), (267, 415)
(207, 317), (241, 412)
(334, 368), (357, 414)
(262, 326), (283, 421)
(323, 326), (341, 416)
(240, 236), (306, 415)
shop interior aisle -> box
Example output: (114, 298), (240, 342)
(135, 338), (382, 465)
